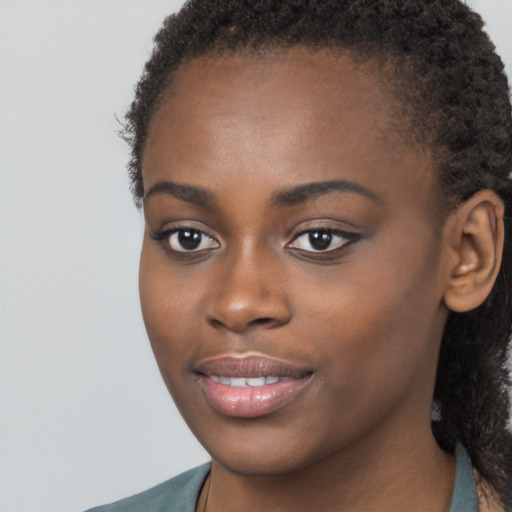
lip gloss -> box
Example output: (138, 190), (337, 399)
(197, 355), (312, 418)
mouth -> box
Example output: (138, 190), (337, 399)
(209, 375), (291, 387)
(196, 355), (313, 418)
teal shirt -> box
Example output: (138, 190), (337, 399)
(86, 446), (478, 512)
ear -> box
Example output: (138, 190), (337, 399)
(443, 190), (504, 313)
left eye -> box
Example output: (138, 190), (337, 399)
(288, 229), (350, 252)
(167, 229), (219, 252)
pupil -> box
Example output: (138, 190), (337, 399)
(178, 229), (202, 250)
(309, 230), (332, 250)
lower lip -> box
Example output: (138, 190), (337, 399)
(200, 376), (311, 418)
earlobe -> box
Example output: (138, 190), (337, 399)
(443, 190), (504, 313)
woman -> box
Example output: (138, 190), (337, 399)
(89, 0), (512, 510)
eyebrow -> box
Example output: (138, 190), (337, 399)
(143, 178), (378, 209)
(271, 180), (379, 207)
(144, 181), (215, 208)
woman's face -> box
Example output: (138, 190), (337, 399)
(140, 49), (451, 475)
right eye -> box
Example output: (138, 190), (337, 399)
(153, 228), (219, 253)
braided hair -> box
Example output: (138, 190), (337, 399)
(123, 0), (512, 506)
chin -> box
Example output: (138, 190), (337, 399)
(196, 421), (340, 478)
(210, 448), (320, 477)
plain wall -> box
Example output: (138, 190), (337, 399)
(0, 1), (511, 511)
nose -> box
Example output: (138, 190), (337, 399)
(206, 248), (292, 333)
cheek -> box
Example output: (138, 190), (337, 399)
(295, 244), (445, 411)
(300, 285), (415, 391)
(139, 244), (199, 370)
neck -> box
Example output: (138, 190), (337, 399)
(200, 427), (456, 512)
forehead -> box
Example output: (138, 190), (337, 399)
(147, 48), (398, 152)
(143, 47), (434, 206)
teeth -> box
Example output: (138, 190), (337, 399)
(210, 376), (284, 387)
(230, 377), (247, 387)
(246, 377), (266, 387)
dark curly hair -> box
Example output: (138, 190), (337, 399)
(123, 0), (512, 506)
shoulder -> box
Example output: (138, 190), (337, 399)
(85, 463), (211, 512)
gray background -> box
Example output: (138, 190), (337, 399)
(1, 1), (511, 511)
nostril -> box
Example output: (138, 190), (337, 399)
(210, 319), (225, 330)
(249, 317), (274, 326)
(209, 316), (276, 331)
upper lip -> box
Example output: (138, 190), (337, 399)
(196, 354), (311, 379)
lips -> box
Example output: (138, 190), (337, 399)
(196, 355), (312, 418)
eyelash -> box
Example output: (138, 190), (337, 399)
(151, 227), (219, 254)
(287, 228), (359, 255)
(151, 226), (360, 258)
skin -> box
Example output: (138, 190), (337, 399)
(139, 49), (460, 511)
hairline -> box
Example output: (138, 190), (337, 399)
(140, 43), (454, 228)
